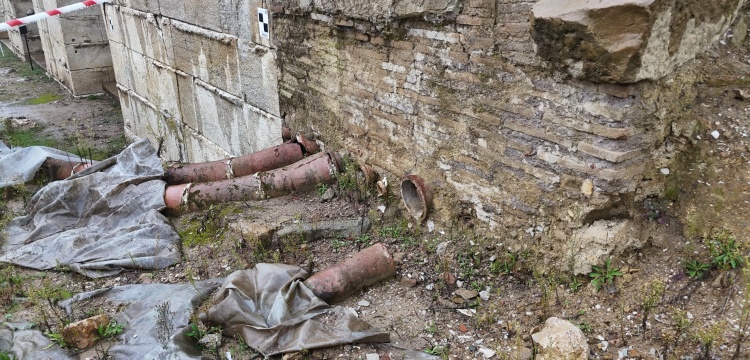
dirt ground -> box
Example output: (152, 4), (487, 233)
(1, 17), (750, 360)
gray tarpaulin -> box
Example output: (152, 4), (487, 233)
(0, 139), (181, 277)
(0, 279), (223, 360)
(0, 140), (90, 188)
(207, 264), (390, 357)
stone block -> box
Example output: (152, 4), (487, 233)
(68, 67), (116, 95)
(531, 0), (744, 83)
(65, 42), (113, 70)
(238, 44), (281, 116)
(170, 19), (242, 97)
(114, 6), (174, 65)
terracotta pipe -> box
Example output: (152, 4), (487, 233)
(305, 243), (396, 303)
(295, 133), (320, 155)
(400, 175), (433, 222)
(164, 151), (342, 212)
(43, 158), (95, 180)
(166, 143), (305, 184)
(282, 127), (293, 142)
(258, 151), (341, 198)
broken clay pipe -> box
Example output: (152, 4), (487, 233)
(164, 151), (342, 212)
(44, 157), (95, 180)
(166, 143), (305, 184)
(401, 174), (433, 222)
(305, 243), (396, 303)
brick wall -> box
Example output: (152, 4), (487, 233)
(271, 0), (693, 253)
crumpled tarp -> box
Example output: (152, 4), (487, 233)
(0, 139), (181, 277)
(207, 263), (390, 357)
(0, 140), (91, 188)
(0, 279), (223, 360)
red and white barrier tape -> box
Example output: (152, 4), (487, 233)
(0, 0), (111, 33)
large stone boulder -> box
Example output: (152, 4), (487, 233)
(532, 317), (589, 360)
(531, 0), (744, 83)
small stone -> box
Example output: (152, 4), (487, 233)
(198, 333), (222, 350)
(321, 187), (335, 202)
(469, 345), (478, 352)
(478, 347), (497, 358)
(427, 220), (435, 233)
(451, 296), (466, 304)
(711, 130), (721, 139)
(365, 353), (379, 360)
(581, 179), (594, 197)
(400, 277), (417, 287)
(425, 283), (435, 290)
(455, 289), (479, 300)
(358, 300), (370, 307)
(62, 314), (110, 349)
(627, 348), (642, 358)
(436, 241), (450, 255)
(138, 273), (153, 284)
(441, 272), (457, 285)
(479, 290), (490, 301)
(459, 324), (468, 332)
(660, 168), (670, 175)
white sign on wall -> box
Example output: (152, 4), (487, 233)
(258, 8), (270, 39)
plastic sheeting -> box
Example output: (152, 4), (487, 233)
(0, 279), (223, 359)
(0, 140), (90, 188)
(0, 139), (181, 277)
(207, 264), (390, 357)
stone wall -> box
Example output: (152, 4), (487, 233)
(105, 0), (283, 163)
(32, 0), (115, 95)
(269, 0), (741, 267)
(1, 0), (43, 57)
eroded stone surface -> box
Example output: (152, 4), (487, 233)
(62, 314), (109, 349)
(531, 0), (744, 83)
(569, 219), (646, 275)
(284, 0), (459, 21)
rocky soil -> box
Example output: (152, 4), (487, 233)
(1, 17), (750, 360)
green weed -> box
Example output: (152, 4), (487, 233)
(589, 258), (622, 292)
(709, 232), (744, 271)
(684, 259), (710, 278)
(97, 320), (124, 340)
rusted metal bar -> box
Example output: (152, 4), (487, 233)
(165, 143), (305, 184)
(305, 243), (396, 303)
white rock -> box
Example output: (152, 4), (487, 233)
(377, 205), (386, 213)
(358, 300), (370, 307)
(479, 290), (490, 301)
(365, 354), (379, 360)
(436, 241), (450, 255)
(712, 130), (721, 139)
(426, 283), (434, 290)
(427, 220), (435, 233)
(660, 168), (670, 175)
(478, 347), (496, 358)
(457, 309), (476, 317)
(532, 317), (588, 360)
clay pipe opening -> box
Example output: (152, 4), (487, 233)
(400, 174), (433, 222)
(304, 243), (396, 303)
